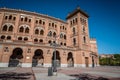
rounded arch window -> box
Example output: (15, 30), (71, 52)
(19, 26), (24, 32)
(25, 27), (29, 33)
(48, 40), (51, 44)
(64, 35), (66, 40)
(25, 17), (28, 22)
(64, 43), (66, 46)
(39, 39), (43, 42)
(9, 15), (12, 20)
(60, 34), (63, 38)
(48, 31), (52, 36)
(35, 29), (39, 34)
(1, 35), (5, 39)
(40, 30), (44, 35)
(34, 38), (38, 42)
(2, 25), (8, 31)
(7, 36), (11, 40)
(53, 32), (56, 37)
(24, 37), (28, 41)
(8, 25), (13, 31)
(18, 37), (22, 40)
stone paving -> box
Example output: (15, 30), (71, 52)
(0, 66), (120, 80)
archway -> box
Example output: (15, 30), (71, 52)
(32, 49), (44, 67)
(52, 51), (61, 67)
(67, 52), (74, 67)
(8, 48), (23, 67)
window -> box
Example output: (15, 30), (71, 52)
(73, 27), (75, 34)
(60, 42), (63, 45)
(7, 36), (11, 40)
(25, 27), (29, 33)
(52, 23), (54, 27)
(49, 23), (51, 26)
(19, 27), (24, 32)
(43, 21), (45, 25)
(53, 32), (56, 37)
(48, 40), (51, 44)
(63, 26), (64, 29)
(18, 37), (22, 40)
(29, 19), (31, 22)
(2, 25), (8, 31)
(34, 38), (38, 42)
(35, 29), (39, 34)
(1, 35), (5, 39)
(39, 20), (42, 24)
(5, 16), (8, 20)
(4, 47), (9, 52)
(83, 36), (86, 43)
(27, 48), (31, 53)
(64, 43), (66, 46)
(73, 38), (76, 45)
(9, 15), (12, 20)
(8, 25), (13, 31)
(13, 17), (16, 21)
(36, 20), (38, 24)
(48, 31), (52, 36)
(40, 30), (44, 35)
(60, 34), (63, 38)
(70, 21), (72, 25)
(39, 39), (43, 42)
(24, 37), (28, 41)
(75, 18), (77, 23)
(21, 18), (23, 21)
(83, 26), (85, 32)
(25, 17), (28, 22)
(64, 35), (66, 40)
(55, 24), (57, 28)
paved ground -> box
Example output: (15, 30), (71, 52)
(0, 66), (120, 80)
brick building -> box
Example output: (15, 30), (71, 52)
(0, 7), (99, 67)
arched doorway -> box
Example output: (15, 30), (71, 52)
(67, 52), (74, 67)
(8, 48), (23, 67)
(32, 49), (44, 67)
(52, 51), (61, 67)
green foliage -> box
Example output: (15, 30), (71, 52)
(99, 54), (120, 66)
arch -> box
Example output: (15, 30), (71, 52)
(48, 31), (52, 36)
(32, 49), (44, 67)
(8, 25), (13, 31)
(34, 38), (38, 42)
(25, 27), (29, 33)
(67, 52), (74, 67)
(7, 36), (11, 40)
(53, 32), (56, 37)
(24, 37), (28, 41)
(39, 39), (43, 43)
(8, 48), (23, 67)
(1, 35), (5, 39)
(40, 30), (44, 35)
(18, 37), (22, 40)
(2, 25), (8, 31)
(19, 26), (24, 32)
(52, 51), (61, 67)
(64, 35), (66, 40)
(35, 29), (39, 34)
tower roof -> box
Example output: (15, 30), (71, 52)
(66, 7), (89, 19)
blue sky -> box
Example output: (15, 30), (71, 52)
(0, 0), (120, 54)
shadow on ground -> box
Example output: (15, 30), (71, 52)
(69, 73), (109, 80)
(0, 72), (33, 80)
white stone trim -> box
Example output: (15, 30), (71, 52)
(61, 64), (67, 67)
(89, 64), (92, 67)
(22, 63), (32, 67)
(0, 63), (8, 67)
(44, 63), (51, 67)
(74, 64), (86, 67)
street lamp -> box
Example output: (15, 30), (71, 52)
(47, 33), (60, 76)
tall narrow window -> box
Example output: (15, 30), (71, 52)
(39, 20), (42, 24)
(35, 29), (39, 34)
(8, 25), (13, 31)
(40, 30), (44, 35)
(73, 38), (76, 45)
(13, 17), (16, 21)
(25, 27), (29, 33)
(2, 25), (8, 31)
(64, 35), (66, 40)
(83, 36), (86, 43)
(25, 17), (28, 22)
(53, 32), (56, 37)
(19, 27), (24, 32)
(5, 16), (8, 20)
(73, 27), (75, 34)
(9, 15), (12, 20)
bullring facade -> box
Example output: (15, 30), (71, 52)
(0, 7), (99, 67)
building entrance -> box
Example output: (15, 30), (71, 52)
(32, 49), (44, 67)
(8, 48), (23, 67)
(67, 52), (74, 67)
